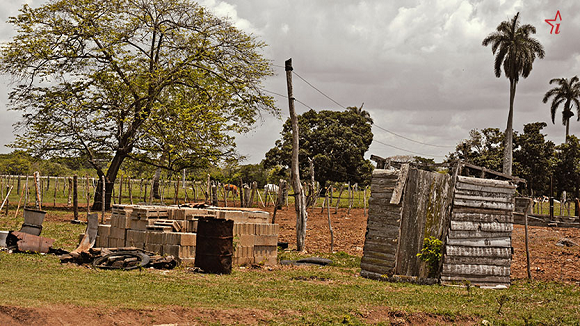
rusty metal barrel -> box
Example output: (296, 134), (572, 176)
(194, 216), (234, 274)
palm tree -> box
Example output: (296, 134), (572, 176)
(542, 76), (580, 141)
(348, 104), (373, 124)
(482, 12), (545, 176)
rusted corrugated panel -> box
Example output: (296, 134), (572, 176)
(11, 231), (55, 253)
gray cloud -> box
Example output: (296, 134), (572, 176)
(2, 0), (580, 166)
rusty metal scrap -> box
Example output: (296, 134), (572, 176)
(6, 231), (55, 254)
(71, 213), (99, 254)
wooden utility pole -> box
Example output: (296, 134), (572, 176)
(286, 58), (308, 251)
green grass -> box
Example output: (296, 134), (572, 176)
(0, 250), (578, 324)
(1, 251), (580, 324)
(0, 207), (579, 324)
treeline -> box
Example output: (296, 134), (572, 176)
(447, 122), (578, 198)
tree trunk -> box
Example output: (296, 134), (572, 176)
(566, 118), (570, 142)
(503, 79), (516, 176)
(152, 167), (161, 199)
(92, 152), (126, 211)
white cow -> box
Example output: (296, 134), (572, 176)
(264, 183), (279, 195)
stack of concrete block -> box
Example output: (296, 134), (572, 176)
(95, 204), (277, 267)
(233, 223), (279, 266)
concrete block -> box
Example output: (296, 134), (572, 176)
(146, 243), (163, 255)
(147, 231), (165, 245)
(120, 215), (131, 229)
(132, 219), (148, 230)
(180, 257), (195, 266)
(98, 224), (111, 238)
(180, 233), (196, 246)
(233, 257), (253, 266)
(254, 245), (277, 257)
(163, 244), (180, 257)
(238, 234), (255, 247)
(109, 227), (126, 240)
(234, 246), (253, 258)
(254, 235), (278, 246)
(179, 245), (196, 258)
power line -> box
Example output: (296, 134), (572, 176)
(292, 71), (347, 109)
(373, 125), (455, 149)
(261, 87), (446, 159)
(289, 70), (455, 149)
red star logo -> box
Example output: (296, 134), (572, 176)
(545, 10), (562, 34)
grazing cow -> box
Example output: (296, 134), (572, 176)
(224, 184), (238, 196)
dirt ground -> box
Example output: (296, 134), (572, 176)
(270, 206), (580, 285)
(1, 205), (579, 325)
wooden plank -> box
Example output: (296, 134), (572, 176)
(452, 209), (513, 223)
(453, 198), (513, 211)
(440, 275), (510, 285)
(442, 263), (510, 276)
(445, 237), (511, 247)
(368, 205), (402, 216)
(395, 167), (451, 277)
(448, 230), (512, 239)
(366, 219), (400, 231)
(367, 211), (402, 223)
(366, 223), (400, 236)
(456, 176), (516, 189)
(361, 256), (396, 268)
(360, 262), (394, 275)
(450, 221), (513, 232)
(363, 250), (396, 262)
(390, 164), (409, 205)
(443, 255), (511, 267)
(372, 169), (399, 178)
(454, 193), (513, 204)
(365, 233), (400, 244)
(445, 245), (511, 258)
(370, 183), (395, 193)
(370, 192), (395, 200)
(455, 182), (515, 195)
(363, 242), (398, 256)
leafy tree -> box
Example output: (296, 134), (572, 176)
(0, 0), (276, 209)
(237, 163), (269, 187)
(552, 135), (580, 198)
(0, 151), (34, 175)
(447, 128), (505, 172)
(542, 76), (580, 140)
(264, 107), (374, 187)
(513, 122), (554, 195)
(482, 12), (545, 175)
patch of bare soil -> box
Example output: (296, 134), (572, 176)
(511, 224), (580, 285)
(0, 305), (285, 325)
(266, 206), (367, 255)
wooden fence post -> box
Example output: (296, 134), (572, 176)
(86, 175), (90, 218)
(327, 191), (334, 253)
(53, 177), (58, 207)
(524, 198), (532, 280)
(128, 177), (133, 205)
(118, 176), (123, 205)
(72, 175), (79, 221)
(335, 184), (344, 214)
(101, 175), (106, 223)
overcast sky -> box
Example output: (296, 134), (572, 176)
(2, 0), (580, 165)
